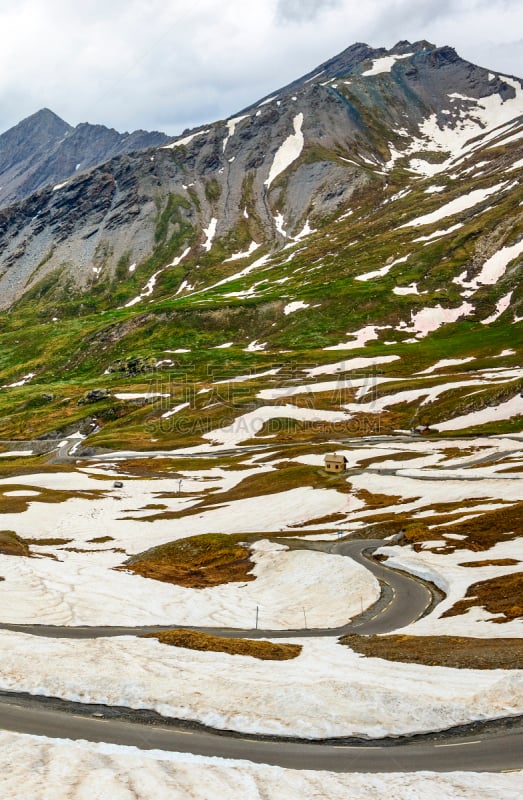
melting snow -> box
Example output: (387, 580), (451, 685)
(472, 239), (523, 287)
(2, 373), (35, 389)
(361, 53), (413, 76)
(405, 302), (474, 337)
(265, 113), (304, 188)
(413, 222), (463, 242)
(355, 255), (409, 282)
(0, 631), (521, 741)
(324, 325), (384, 350)
(274, 212), (287, 237)
(481, 291), (513, 324)
(124, 270), (163, 307)
(508, 156), (523, 171)
(225, 241), (260, 262)
(244, 340), (267, 353)
(307, 355), (400, 377)
(402, 183), (506, 227)
(293, 220), (315, 241)
(161, 402), (190, 420)
(162, 130), (209, 149)
(435, 394), (523, 431)
(0, 733), (521, 799)
(222, 115), (249, 151)
(203, 218), (217, 251)
(284, 301), (309, 315)
(416, 357), (476, 375)
(393, 283), (419, 296)
(114, 393), (169, 401)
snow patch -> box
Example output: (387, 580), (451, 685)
(284, 301), (309, 315)
(361, 53), (412, 76)
(481, 291), (513, 324)
(265, 113), (304, 188)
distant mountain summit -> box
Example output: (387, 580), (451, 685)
(0, 40), (521, 313)
(0, 108), (170, 208)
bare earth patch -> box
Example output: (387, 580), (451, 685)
(142, 629), (302, 660)
(340, 633), (523, 669)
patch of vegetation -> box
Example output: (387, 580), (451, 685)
(25, 537), (72, 546)
(130, 462), (353, 524)
(87, 535), (114, 543)
(0, 530), (30, 556)
(118, 533), (255, 588)
(204, 178), (221, 204)
(442, 572), (523, 623)
(0, 486), (106, 515)
(458, 558), (520, 568)
(402, 502), (523, 553)
(143, 628), (302, 660)
(340, 633), (523, 669)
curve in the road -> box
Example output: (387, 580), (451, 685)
(0, 538), (521, 773)
(0, 539), (436, 639)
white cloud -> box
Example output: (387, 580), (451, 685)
(0, 0), (522, 136)
(276, 0), (343, 23)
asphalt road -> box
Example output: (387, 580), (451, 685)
(0, 539), (521, 772)
(0, 692), (522, 773)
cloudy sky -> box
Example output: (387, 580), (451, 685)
(1, 0), (522, 136)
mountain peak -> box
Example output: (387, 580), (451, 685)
(0, 108), (72, 142)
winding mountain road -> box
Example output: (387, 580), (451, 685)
(0, 539), (521, 772)
(0, 540), (434, 639)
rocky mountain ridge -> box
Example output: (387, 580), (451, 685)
(0, 107), (169, 211)
(0, 39), (521, 311)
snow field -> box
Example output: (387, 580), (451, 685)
(0, 732), (521, 800)
(0, 538), (378, 628)
(0, 633), (521, 739)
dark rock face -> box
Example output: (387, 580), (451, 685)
(79, 388), (112, 404)
(0, 108), (170, 209)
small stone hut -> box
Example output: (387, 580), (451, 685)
(324, 453), (347, 473)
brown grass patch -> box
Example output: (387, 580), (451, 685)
(25, 537), (72, 546)
(87, 536), (114, 543)
(356, 488), (417, 509)
(403, 502), (523, 553)
(0, 486), (106, 514)
(340, 633), (523, 669)
(288, 512), (347, 528)
(63, 546), (126, 553)
(118, 533), (255, 588)
(442, 572), (523, 622)
(355, 452), (423, 469)
(459, 558), (520, 568)
(128, 462), (353, 523)
(142, 629), (302, 660)
(0, 530), (30, 556)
